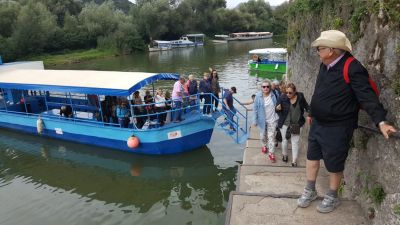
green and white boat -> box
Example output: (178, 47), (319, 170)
(248, 48), (287, 75)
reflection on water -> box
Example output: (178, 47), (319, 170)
(0, 129), (236, 225)
(1, 37), (286, 225)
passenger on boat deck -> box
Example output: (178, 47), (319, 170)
(154, 89), (167, 126)
(252, 54), (262, 63)
(87, 94), (99, 107)
(110, 96), (118, 124)
(60, 105), (73, 118)
(223, 86), (237, 131)
(186, 74), (198, 112)
(100, 96), (112, 123)
(164, 90), (172, 123)
(199, 72), (212, 114)
(172, 76), (186, 122)
(144, 90), (155, 120)
(116, 100), (130, 128)
(132, 91), (145, 129)
(210, 69), (221, 110)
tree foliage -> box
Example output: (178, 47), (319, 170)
(0, 0), (289, 62)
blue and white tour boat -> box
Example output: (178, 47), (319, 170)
(0, 61), (248, 155)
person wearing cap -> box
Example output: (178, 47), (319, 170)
(297, 30), (397, 213)
(252, 80), (279, 162)
(222, 86), (237, 131)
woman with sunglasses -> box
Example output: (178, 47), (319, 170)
(252, 81), (279, 162)
(276, 83), (309, 167)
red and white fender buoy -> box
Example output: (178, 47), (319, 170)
(127, 135), (140, 149)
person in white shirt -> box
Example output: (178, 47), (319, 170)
(154, 89), (167, 126)
(252, 80), (279, 162)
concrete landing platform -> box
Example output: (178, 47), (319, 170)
(226, 193), (368, 225)
(237, 165), (329, 197)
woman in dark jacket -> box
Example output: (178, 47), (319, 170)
(276, 83), (309, 167)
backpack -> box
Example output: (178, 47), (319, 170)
(343, 56), (380, 96)
(188, 79), (198, 95)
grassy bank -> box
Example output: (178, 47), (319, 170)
(27, 49), (118, 67)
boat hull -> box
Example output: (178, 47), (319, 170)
(249, 62), (286, 74)
(0, 112), (215, 155)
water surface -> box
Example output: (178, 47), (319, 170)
(0, 37), (285, 225)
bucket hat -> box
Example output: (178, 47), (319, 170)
(311, 30), (352, 52)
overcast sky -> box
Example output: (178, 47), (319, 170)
(226, 0), (288, 8)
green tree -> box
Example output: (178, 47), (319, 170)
(271, 2), (289, 35)
(11, 0), (57, 56)
(63, 13), (91, 49)
(39, 0), (82, 26)
(0, 1), (21, 38)
(79, 1), (122, 47)
(113, 17), (146, 53)
(238, 0), (273, 32)
(132, 0), (170, 42)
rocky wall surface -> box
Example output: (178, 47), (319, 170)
(287, 1), (400, 224)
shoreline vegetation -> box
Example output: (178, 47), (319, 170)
(0, 0), (289, 64)
(26, 49), (118, 67)
(29, 34), (287, 67)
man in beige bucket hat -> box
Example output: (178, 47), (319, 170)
(297, 30), (397, 213)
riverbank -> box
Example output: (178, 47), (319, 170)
(26, 49), (118, 67)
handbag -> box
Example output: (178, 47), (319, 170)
(275, 128), (282, 142)
(290, 123), (300, 134)
(285, 126), (291, 139)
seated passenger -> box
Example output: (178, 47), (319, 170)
(116, 100), (130, 128)
(132, 91), (145, 129)
(143, 90), (155, 120)
(154, 89), (166, 126)
(60, 105), (73, 118)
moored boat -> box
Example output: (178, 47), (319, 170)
(0, 61), (249, 155)
(0, 61), (217, 155)
(248, 48), (287, 75)
(148, 40), (172, 52)
(235, 32), (273, 41)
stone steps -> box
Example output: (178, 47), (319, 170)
(225, 125), (368, 225)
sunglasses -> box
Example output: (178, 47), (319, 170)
(316, 47), (331, 52)
(286, 91), (294, 95)
(262, 85), (270, 89)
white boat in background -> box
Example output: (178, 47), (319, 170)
(234, 32), (273, 41)
(148, 40), (172, 52)
(170, 34), (204, 48)
(212, 35), (229, 43)
(214, 32), (273, 42)
(149, 34), (205, 50)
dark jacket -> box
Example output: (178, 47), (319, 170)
(277, 92), (309, 128)
(310, 52), (387, 127)
(199, 79), (212, 93)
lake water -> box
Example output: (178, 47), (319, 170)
(0, 37), (285, 225)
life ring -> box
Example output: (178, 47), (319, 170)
(252, 54), (259, 61)
(127, 135), (140, 148)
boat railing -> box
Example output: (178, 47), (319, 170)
(0, 90), (249, 142)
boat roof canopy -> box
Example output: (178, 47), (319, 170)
(249, 48), (287, 55)
(185, 34), (205, 37)
(0, 69), (179, 96)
